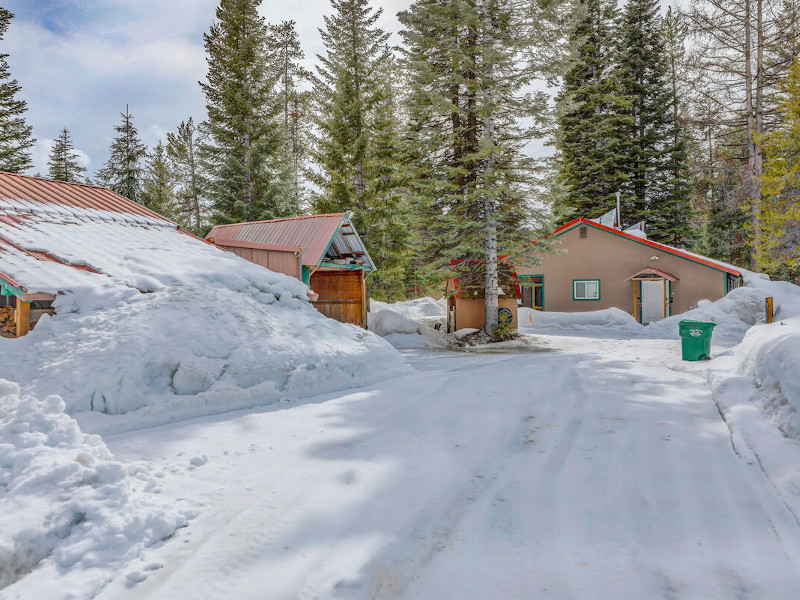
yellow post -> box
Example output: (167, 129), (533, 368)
(765, 297), (774, 324)
(16, 300), (30, 337)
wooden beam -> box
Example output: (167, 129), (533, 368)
(16, 300), (30, 337)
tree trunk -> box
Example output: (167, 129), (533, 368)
(744, 0), (759, 270)
(752, 0), (764, 271)
(480, 0), (498, 336)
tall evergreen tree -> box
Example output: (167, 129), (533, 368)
(614, 0), (692, 242)
(141, 141), (175, 216)
(311, 0), (410, 299)
(201, 0), (293, 224)
(0, 9), (34, 173)
(167, 117), (207, 233)
(46, 127), (86, 183)
(268, 20), (309, 211)
(659, 6), (695, 247)
(556, 0), (632, 223)
(97, 106), (147, 203)
(400, 0), (552, 333)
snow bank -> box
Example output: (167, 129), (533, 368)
(0, 285), (406, 434)
(368, 307), (447, 349)
(519, 287), (767, 343)
(0, 381), (186, 599)
(730, 272), (800, 438)
(646, 286), (768, 342)
(519, 306), (643, 333)
(371, 297), (445, 320)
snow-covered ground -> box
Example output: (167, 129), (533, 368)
(4, 271), (800, 599)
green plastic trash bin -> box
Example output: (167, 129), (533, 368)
(678, 320), (716, 361)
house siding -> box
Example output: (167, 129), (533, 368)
(519, 225), (728, 317)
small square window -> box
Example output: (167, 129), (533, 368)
(573, 279), (600, 300)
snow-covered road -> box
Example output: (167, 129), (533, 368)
(98, 336), (800, 600)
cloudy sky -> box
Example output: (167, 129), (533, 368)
(3, 0), (413, 178)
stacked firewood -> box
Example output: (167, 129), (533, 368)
(0, 305), (16, 337)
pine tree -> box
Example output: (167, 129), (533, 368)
(167, 117), (207, 232)
(46, 127), (86, 183)
(400, 0), (551, 332)
(658, 6), (695, 247)
(311, 0), (410, 299)
(614, 0), (693, 242)
(268, 20), (309, 210)
(97, 106), (147, 203)
(556, 0), (632, 223)
(756, 59), (800, 282)
(201, 0), (293, 224)
(141, 141), (175, 216)
(0, 9), (34, 173)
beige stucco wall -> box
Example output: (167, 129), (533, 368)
(449, 297), (519, 331)
(517, 224), (730, 318)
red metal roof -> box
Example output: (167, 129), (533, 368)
(550, 218), (742, 276)
(207, 214), (347, 267)
(0, 171), (172, 222)
(0, 171), (178, 296)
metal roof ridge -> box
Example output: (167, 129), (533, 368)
(218, 213), (349, 228)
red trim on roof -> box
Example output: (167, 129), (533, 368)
(0, 268), (22, 289)
(551, 218), (742, 276)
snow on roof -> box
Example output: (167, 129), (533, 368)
(551, 218), (742, 277)
(0, 172), (308, 299)
(207, 213), (375, 270)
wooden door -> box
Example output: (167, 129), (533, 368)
(309, 270), (366, 328)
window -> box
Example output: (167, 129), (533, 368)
(579, 225), (588, 238)
(573, 279), (600, 300)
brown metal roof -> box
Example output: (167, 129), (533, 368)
(0, 171), (172, 222)
(207, 214), (348, 267)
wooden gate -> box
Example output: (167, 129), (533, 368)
(309, 270), (367, 328)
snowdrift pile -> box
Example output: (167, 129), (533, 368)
(0, 205), (407, 432)
(371, 296), (445, 320)
(647, 286), (768, 342)
(518, 287), (768, 343)
(0, 381), (186, 599)
(729, 273), (800, 439)
(5, 285), (405, 433)
(519, 306), (643, 334)
(369, 297), (448, 349)
(368, 305), (448, 349)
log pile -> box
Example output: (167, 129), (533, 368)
(0, 305), (16, 337)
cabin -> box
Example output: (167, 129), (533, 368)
(207, 213), (375, 328)
(445, 259), (520, 333)
(0, 171), (231, 337)
(518, 217), (743, 324)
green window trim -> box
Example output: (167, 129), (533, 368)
(573, 279), (600, 301)
(517, 274), (545, 311)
